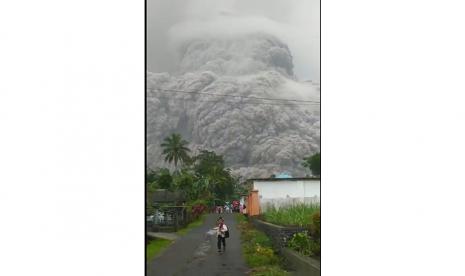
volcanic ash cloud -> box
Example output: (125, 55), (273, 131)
(147, 33), (320, 178)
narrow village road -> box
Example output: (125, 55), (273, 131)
(147, 213), (249, 276)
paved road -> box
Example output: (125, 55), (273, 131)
(147, 213), (249, 276)
(147, 232), (179, 241)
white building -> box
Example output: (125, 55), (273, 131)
(249, 177), (320, 211)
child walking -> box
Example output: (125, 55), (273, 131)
(216, 217), (228, 253)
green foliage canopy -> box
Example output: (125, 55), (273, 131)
(302, 152), (320, 177)
(150, 135), (242, 205)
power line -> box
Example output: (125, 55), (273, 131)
(148, 96), (320, 107)
(148, 96), (319, 107)
(152, 88), (320, 103)
(148, 88), (320, 104)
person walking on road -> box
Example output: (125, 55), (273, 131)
(215, 217), (228, 253)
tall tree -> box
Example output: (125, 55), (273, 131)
(192, 150), (235, 200)
(146, 168), (158, 185)
(191, 177), (212, 200)
(156, 168), (173, 190)
(173, 169), (195, 192)
(160, 133), (191, 170)
(193, 150), (225, 176)
(302, 152), (321, 177)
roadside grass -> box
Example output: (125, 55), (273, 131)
(146, 214), (206, 261)
(237, 215), (289, 276)
(251, 266), (290, 276)
(261, 203), (320, 227)
(146, 238), (172, 261)
(177, 214), (205, 236)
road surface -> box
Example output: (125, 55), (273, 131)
(147, 213), (249, 276)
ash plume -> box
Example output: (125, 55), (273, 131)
(147, 31), (320, 178)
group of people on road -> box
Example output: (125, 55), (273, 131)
(215, 204), (233, 214)
(214, 203), (247, 215)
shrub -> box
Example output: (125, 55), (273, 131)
(247, 254), (278, 267)
(243, 243), (256, 254)
(288, 231), (311, 256)
(236, 213), (249, 227)
(242, 229), (260, 243)
(190, 199), (209, 207)
(237, 215), (287, 273)
(312, 211), (320, 232)
(253, 231), (274, 248)
(288, 230), (321, 257)
(186, 200), (208, 220)
(191, 204), (206, 218)
(308, 210), (321, 238)
(308, 210), (321, 256)
(255, 244), (276, 259)
(309, 238), (321, 256)
(251, 265), (289, 276)
(246, 244), (279, 267)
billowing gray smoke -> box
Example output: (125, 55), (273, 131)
(147, 32), (320, 178)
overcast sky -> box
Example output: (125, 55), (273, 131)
(147, 0), (320, 82)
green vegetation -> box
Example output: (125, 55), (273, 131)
(288, 228), (320, 258)
(302, 152), (320, 177)
(250, 266), (290, 276)
(306, 210), (321, 257)
(262, 204), (321, 258)
(147, 168), (172, 190)
(287, 210), (320, 257)
(262, 203), (320, 227)
(288, 231), (311, 256)
(146, 215), (205, 262)
(192, 150), (236, 200)
(147, 134), (244, 211)
(160, 133), (191, 170)
(237, 215), (289, 276)
(146, 238), (173, 261)
(146, 133), (245, 260)
(177, 215), (205, 236)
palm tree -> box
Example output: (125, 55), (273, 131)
(160, 133), (191, 170)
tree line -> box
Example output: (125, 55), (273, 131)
(146, 134), (247, 211)
(146, 133), (320, 212)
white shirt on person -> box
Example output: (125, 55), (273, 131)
(216, 224), (228, 237)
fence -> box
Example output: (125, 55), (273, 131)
(148, 206), (190, 232)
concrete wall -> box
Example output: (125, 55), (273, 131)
(281, 248), (321, 276)
(253, 180), (320, 211)
(251, 217), (307, 249)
